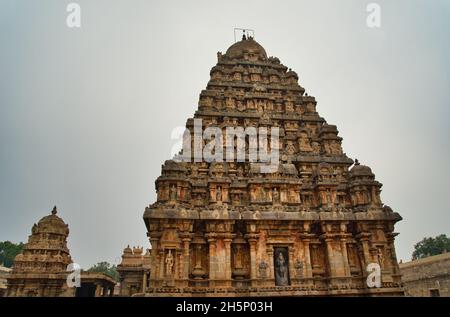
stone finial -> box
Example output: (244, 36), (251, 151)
(51, 206), (57, 215)
(354, 159), (360, 166)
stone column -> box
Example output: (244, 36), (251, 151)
(301, 236), (313, 279)
(206, 233), (217, 287)
(245, 234), (259, 286)
(150, 236), (159, 281)
(324, 235), (338, 277)
(158, 249), (165, 280)
(357, 232), (372, 272)
(267, 245), (274, 282)
(142, 272), (147, 292)
(95, 283), (102, 297)
(386, 232), (401, 284)
(340, 236), (351, 277)
(176, 249), (183, 282)
(223, 237), (233, 283)
(182, 237), (191, 285)
(288, 246), (295, 284)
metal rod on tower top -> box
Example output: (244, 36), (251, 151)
(233, 28), (255, 42)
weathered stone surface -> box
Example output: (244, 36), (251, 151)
(400, 252), (450, 297)
(6, 207), (116, 297)
(6, 206), (74, 297)
(139, 36), (403, 296)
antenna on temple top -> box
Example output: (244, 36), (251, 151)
(233, 28), (255, 43)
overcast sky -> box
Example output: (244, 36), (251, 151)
(0, 0), (449, 268)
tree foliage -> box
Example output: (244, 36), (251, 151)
(412, 234), (450, 260)
(87, 261), (119, 281)
(0, 241), (25, 268)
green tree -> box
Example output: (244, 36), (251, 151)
(412, 234), (450, 260)
(0, 241), (25, 268)
(87, 261), (119, 282)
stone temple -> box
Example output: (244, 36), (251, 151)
(7, 207), (116, 297)
(6, 206), (74, 297)
(139, 35), (403, 296)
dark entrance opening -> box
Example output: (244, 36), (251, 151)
(430, 289), (440, 297)
(274, 247), (290, 286)
(75, 282), (96, 297)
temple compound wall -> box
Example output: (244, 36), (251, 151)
(400, 252), (450, 297)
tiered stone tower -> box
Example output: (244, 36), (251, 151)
(143, 35), (403, 296)
(6, 207), (73, 297)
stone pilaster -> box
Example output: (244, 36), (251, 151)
(205, 233), (217, 287)
(223, 237), (233, 282)
(300, 234), (313, 279)
(340, 235), (351, 277)
(181, 235), (192, 286)
(245, 233), (259, 286)
(357, 232), (372, 273)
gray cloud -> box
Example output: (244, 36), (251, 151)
(0, 0), (449, 267)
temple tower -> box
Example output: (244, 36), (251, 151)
(142, 36), (403, 296)
(6, 207), (73, 297)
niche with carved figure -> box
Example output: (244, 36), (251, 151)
(274, 247), (290, 286)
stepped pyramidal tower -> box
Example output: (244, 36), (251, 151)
(142, 35), (403, 296)
(6, 207), (73, 297)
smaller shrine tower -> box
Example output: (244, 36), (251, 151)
(6, 206), (74, 297)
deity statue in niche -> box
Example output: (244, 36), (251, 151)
(232, 193), (241, 205)
(226, 97), (235, 109)
(165, 250), (174, 277)
(330, 142), (343, 155)
(237, 100), (245, 111)
(237, 165), (244, 177)
(200, 96), (212, 108)
(191, 165), (198, 177)
(311, 141), (320, 154)
(169, 184), (177, 201)
(274, 248), (290, 286)
(326, 190), (332, 207)
(306, 102), (315, 113)
(298, 132), (312, 152)
(216, 186), (222, 202)
(285, 101), (294, 112)
(324, 142), (332, 155)
(272, 187), (280, 204)
(377, 247), (385, 268)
